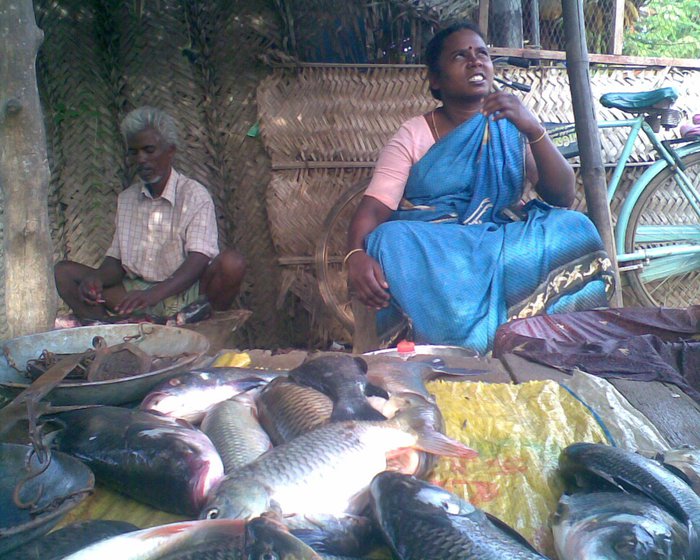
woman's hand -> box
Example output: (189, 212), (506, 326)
(481, 91), (542, 140)
(346, 250), (390, 309)
(482, 91), (575, 206)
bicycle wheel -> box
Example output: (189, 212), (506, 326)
(624, 148), (700, 307)
(314, 179), (370, 331)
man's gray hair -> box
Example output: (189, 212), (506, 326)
(120, 106), (180, 148)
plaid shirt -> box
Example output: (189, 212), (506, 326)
(105, 169), (219, 282)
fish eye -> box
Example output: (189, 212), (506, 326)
(205, 507), (219, 519)
(258, 553), (279, 560)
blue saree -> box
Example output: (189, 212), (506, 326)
(365, 113), (614, 354)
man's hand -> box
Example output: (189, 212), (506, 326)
(346, 251), (390, 309)
(78, 276), (105, 306)
(115, 289), (160, 315)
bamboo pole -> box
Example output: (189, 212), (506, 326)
(562, 0), (623, 307)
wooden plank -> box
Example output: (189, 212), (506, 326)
(488, 47), (700, 69)
(275, 54), (700, 71)
(479, 0), (490, 42)
(608, 379), (700, 448)
(351, 298), (378, 354)
(611, 0), (625, 55)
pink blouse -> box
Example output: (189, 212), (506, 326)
(364, 115), (435, 211)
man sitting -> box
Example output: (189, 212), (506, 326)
(54, 106), (246, 323)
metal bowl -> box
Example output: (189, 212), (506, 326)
(364, 344), (479, 359)
(0, 443), (95, 555)
(0, 324), (209, 405)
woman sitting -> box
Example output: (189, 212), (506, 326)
(346, 21), (615, 354)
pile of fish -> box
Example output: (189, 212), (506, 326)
(552, 442), (700, 559)
(7, 351), (700, 559)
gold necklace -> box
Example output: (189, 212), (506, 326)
(431, 109), (441, 140)
(431, 108), (481, 141)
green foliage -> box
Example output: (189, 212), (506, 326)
(624, 0), (700, 58)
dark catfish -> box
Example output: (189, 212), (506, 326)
(288, 354), (386, 421)
(52, 406), (224, 516)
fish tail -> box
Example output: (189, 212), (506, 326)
(414, 430), (478, 458)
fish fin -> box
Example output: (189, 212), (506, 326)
(484, 512), (546, 556)
(414, 430), (478, 458)
(429, 366), (490, 380)
(353, 356), (369, 373)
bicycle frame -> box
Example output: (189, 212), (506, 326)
(583, 116), (700, 271)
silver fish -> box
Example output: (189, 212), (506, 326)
(257, 377), (333, 445)
(200, 406), (477, 520)
(560, 442), (700, 557)
(369, 471), (550, 559)
(366, 358), (488, 401)
(61, 517), (321, 559)
(139, 367), (283, 423)
(201, 392), (272, 473)
(551, 491), (689, 559)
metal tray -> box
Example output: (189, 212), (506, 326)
(0, 324), (209, 405)
(364, 344), (479, 359)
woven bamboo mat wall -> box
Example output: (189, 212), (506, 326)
(3, 0), (295, 347)
(258, 64), (700, 343)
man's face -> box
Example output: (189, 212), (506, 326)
(126, 127), (175, 187)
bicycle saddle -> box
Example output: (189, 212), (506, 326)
(600, 87), (679, 112)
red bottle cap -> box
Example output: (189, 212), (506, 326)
(397, 340), (415, 354)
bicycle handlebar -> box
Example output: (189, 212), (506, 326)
(492, 56), (532, 93)
(494, 76), (531, 93)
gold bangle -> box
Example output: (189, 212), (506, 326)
(343, 248), (364, 266)
(528, 128), (547, 145)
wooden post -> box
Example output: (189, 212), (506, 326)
(490, 0), (523, 48)
(529, 0), (541, 49)
(479, 0), (490, 42)
(0, 1), (57, 336)
(611, 0), (625, 55)
(561, 0), (623, 307)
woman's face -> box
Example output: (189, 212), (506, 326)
(429, 29), (494, 102)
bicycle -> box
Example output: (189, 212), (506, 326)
(314, 76), (700, 332)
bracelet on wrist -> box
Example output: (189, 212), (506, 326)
(528, 128), (547, 145)
(343, 248), (364, 266)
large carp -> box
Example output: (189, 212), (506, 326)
(560, 442), (700, 558)
(369, 471), (550, 559)
(200, 406), (477, 521)
(551, 491), (689, 559)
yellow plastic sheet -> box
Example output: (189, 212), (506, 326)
(428, 380), (609, 557)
